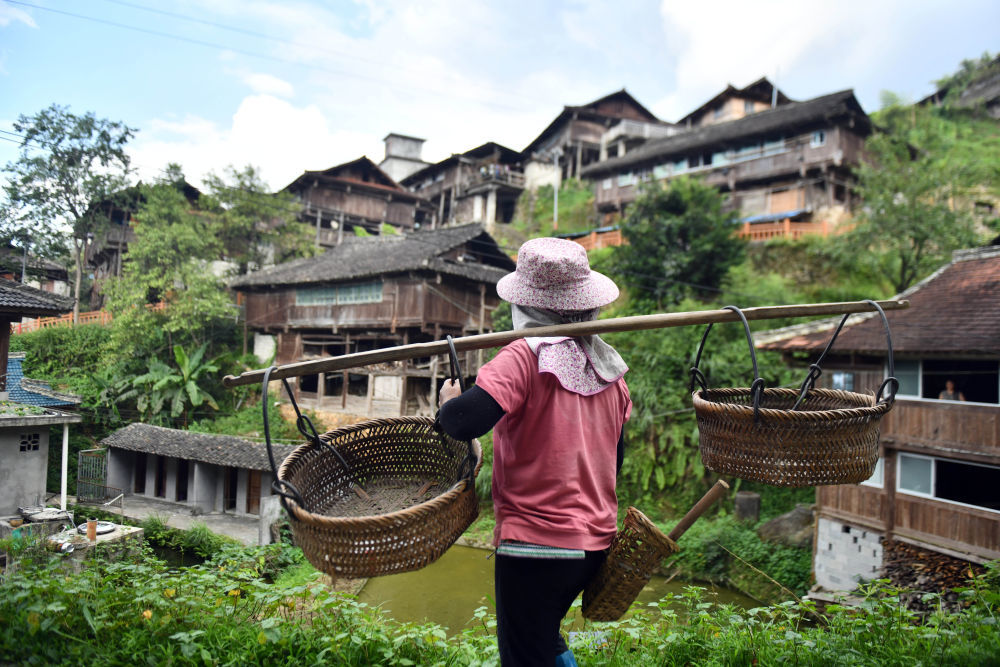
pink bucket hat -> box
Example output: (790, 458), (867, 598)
(496, 237), (619, 310)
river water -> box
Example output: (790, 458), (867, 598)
(357, 544), (757, 634)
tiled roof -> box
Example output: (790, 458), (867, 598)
(102, 423), (299, 472)
(6, 353), (79, 407)
(0, 279), (75, 316)
(231, 223), (515, 289)
(582, 89), (870, 177)
(757, 247), (1000, 356)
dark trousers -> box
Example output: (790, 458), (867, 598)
(494, 550), (605, 666)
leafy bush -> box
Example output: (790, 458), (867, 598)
(140, 518), (241, 560)
(664, 514), (813, 601)
(1, 540), (996, 666)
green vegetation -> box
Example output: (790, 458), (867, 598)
(0, 104), (135, 315)
(610, 176), (746, 308)
(1, 538), (996, 665)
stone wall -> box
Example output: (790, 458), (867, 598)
(813, 516), (883, 590)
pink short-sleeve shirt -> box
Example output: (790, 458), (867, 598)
(474, 339), (632, 551)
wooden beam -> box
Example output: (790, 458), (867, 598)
(223, 299), (909, 387)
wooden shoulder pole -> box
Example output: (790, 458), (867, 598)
(222, 299), (908, 388)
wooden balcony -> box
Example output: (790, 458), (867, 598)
(737, 219), (833, 241)
(882, 398), (1000, 462)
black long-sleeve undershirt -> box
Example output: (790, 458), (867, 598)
(438, 385), (625, 473)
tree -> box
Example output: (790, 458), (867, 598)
(202, 165), (315, 275)
(103, 178), (233, 362)
(1, 105), (135, 320)
(125, 344), (219, 427)
(846, 114), (983, 293)
(610, 177), (746, 307)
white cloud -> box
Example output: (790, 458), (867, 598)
(656, 0), (914, 119)
(132, 95), (380, 191)
(0, 4), (37, 28)
(242, 72), (294, 97)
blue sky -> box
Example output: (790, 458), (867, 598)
(1, 0), (997, 192)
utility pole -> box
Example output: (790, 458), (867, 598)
(552, 150), (560, 231)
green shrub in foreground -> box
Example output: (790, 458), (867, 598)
(1, 541), (996, 666)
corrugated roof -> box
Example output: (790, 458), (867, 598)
(0, 279), (75, 316)
(582, 89), (869, 178)
(102, 423), (298, 472)
(6, 353), (79, 407)
(231, 223), (515, 289)
(756, 246), (1000, 356)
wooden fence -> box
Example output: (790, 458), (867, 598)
(13, 302), (165, 334)
(737, 218), (833, 241)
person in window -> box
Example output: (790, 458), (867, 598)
(938, 379), (966, 401)
(438, 237), (631, 667)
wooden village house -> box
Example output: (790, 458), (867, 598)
(582, 85), (872, 240)
(756, 246), (1000, 591)
(401, 142), (525, 232)
(520, 89), (675, 191)
(231, 224), (516, 416)
(284, 156), (436, 246)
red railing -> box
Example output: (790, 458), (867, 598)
(737, 218), (833, 241)
(13, 302), (166, 334)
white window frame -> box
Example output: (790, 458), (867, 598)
(888, 358), (1000, 405)
(890, 359), (922, 398)
(896, 452), (1000, 514)
(602, 178), (612, 190)
(860, 456), (884, 488)
(811, 130), (827, 147)
(897, 452), (934, 498)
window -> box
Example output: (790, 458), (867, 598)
(811, 130), (826, 147)
(889, 358), (999, 404)
(899, 453), (933, 495)
(602, 178), (612, 190)
(898, 453), (1000, 511)
(831, 372), (854, 392)
(19, 433), (40, 452)
(296, 281), (383, 306)
(744, 100), (755, 114)
(894, 360), (920, 397)
(714, 106), (724, 119)
(617, 173), (636, 187)
(860, 457), (884, 488)
(653, 164), (671, 179)
(763, 138), (785, 155)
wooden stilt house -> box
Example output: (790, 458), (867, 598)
(756, 246), (1000, 591)
(231, 224), (515, 416)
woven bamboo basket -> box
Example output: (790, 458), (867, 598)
(278, 416), (481, 579)
(582, 507), (679, 622)
(690, 303), (897, 487)
(693, 387), (888, 486)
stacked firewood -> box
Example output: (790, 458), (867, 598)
(882, 539), (985, 613)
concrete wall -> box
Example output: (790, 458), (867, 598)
(253, 333), (276, 364)
(814, 517), (883, 590)
(524, 159), (561, 191)
(191, 461), (216, 513)
(108, 450), (271, 517)
(0, 427), (50, 515)
(107, 448), (132, 492)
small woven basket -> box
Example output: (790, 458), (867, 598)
(279, 416), (481, 579)
(693, 387), (888, 486)
(690, 303), (897, 487)
(582, 507), (679, 622)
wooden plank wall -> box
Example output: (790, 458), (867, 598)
(882, 400), (1000, 461)
(895, 495), (1000, 560)
(818, 484), (886, 529)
